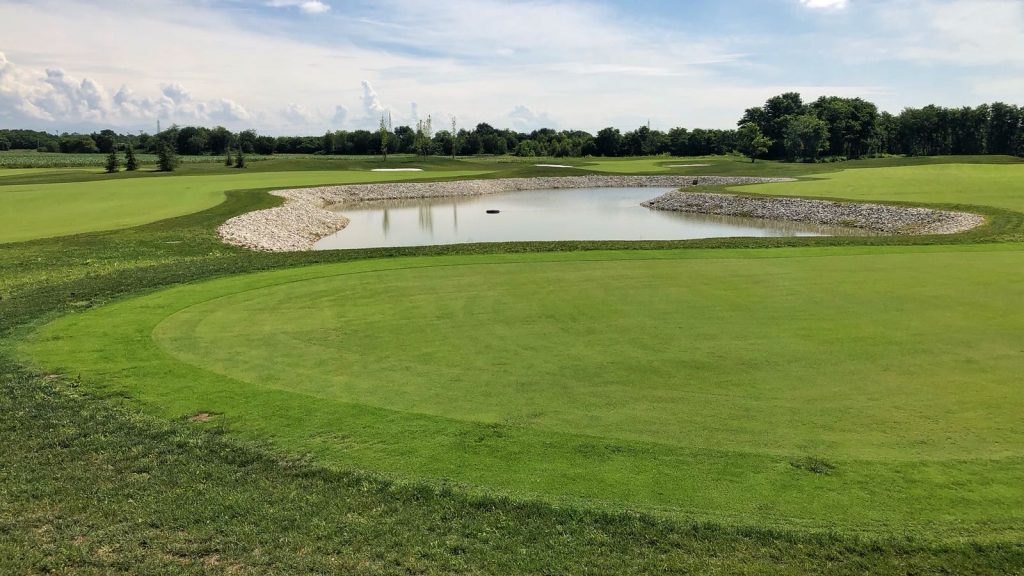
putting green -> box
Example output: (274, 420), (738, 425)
(21, 245), (1024, 541)
(0, 169), (488, 244)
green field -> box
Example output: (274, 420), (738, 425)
(21, 244), (1024, 541)
(4, 156), (1024, 574)
(0, 168), (490, 243)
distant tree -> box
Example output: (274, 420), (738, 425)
(450, 116), (458, 159)
(736, 123), (771, 163)
(235, 147), (246, 169)
(224, 149), (233, 166)
(740, 92), (805, 159)
(156, 141), (179, 172)
(237, 129), (258, 153)
(105, 149), (120, 173)
(176, 126), (210, 155)
(208, 126), (233, 155)
(379, 112), (392, 160)
(784, 114), (829, 162)
(594, 127), (623, 157)
(93, 129), (118, 154)
(987, 102), (1020, 155)
(414, 115), (433, 156)
(253, 136), (277, 155)
(124, 144), (139, 171)
(322, 131), (335, 155)
(59, 135), (99, 154)
(810, 96), (878, 159)
(0, 136), (10, 151)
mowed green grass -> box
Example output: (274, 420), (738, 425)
(0, 168), (489, 244)
(21, 244), (1024, 541)
(740, 163), (1024, 212)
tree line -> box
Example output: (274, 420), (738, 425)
(1, 94), (1021, 162)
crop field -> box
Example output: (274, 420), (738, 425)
(2, 155), (1024, 574)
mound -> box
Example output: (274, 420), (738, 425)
(20, 248), (1024, 541)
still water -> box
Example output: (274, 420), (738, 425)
(314, 187), (855, 250)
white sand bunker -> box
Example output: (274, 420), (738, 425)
(371, 168), (424, 172)
(667, 163), (712, 167)
(535, 164), (575, 168)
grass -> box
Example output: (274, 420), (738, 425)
(2, 154), (1024, 573)
(0, 150), (278, 168)
(19, 245), (1024, 542)
(0, 168), (490, 243)
(740, 163), (1024, 212)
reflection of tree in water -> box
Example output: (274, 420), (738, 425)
(452, 203), (458, 234)
(382, 207), (390, 236)
(418, 205), (434, 233)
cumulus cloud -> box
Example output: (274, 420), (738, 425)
(360, 80), (388, 118)
(507, 105), (556, 131)
(800, 0), (848, 8)
(0, 51), (250, 128)
(266, 0), (331, 14)
(331, 104), (349, 127)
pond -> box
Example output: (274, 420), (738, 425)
(313, 187), (858, 250)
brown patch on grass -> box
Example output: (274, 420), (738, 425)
(189, 412), (214, 423)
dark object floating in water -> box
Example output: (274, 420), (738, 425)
(486, 209), (500, 214)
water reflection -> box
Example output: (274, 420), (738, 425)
(314, 187), (868, 250)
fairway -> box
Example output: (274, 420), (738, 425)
(740, 163), (1024, 212)
(0, 169), (489, 244)
(22, 245), (1024, 541)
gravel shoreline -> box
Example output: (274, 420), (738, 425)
(217, 175), (984, 251)
(642, 191), (985, 236)
(218, 176), (791, 251)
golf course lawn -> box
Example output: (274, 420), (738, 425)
(0, 168), (489, 244)
(20, 243), (1024, 542)
(742, 163), (1024, 212)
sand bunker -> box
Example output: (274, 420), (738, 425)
(667, 164), (712, 167)
(534, 164), (575, 168)
(371, 168), (424, 172)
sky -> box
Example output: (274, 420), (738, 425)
(0, 0), (1021, 135)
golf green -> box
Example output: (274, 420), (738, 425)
(21, 245), (1024, 542)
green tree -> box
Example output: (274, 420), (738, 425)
(105, 149), (120, 173)
(379, 113), (391, 160)
(124, 144), (139, 171)
(322, 131), (335, 155)
(235, 147), (245, 169)
(736, 123), (771, 163)
(740, 92), (805, 159)
(208, 126), (233, 155)
(784, 114), (829, 162)
(414, 115), (433, 157)
(224, 149), (233, 166)
(156, 141), (179, 172)
(450, 116), (458, 159)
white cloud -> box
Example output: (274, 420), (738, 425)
(799, 0), (848, 8)
(878, 0), (1024, 66)
(266, 0), (331, 14)
(5, 0), (1003, 134)
(0, 51), (251, 127)
(507, 105), (556, 131)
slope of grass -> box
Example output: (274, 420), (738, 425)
(8, 363), (1021, 575)
(741, 163), (1024, 213)
(19, 246), (1024, 542)
(3, 155), (1024, 574)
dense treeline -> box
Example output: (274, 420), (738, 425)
(2, 94), (1021, 162)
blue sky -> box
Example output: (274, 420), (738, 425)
(0, 0), (1021, 134)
